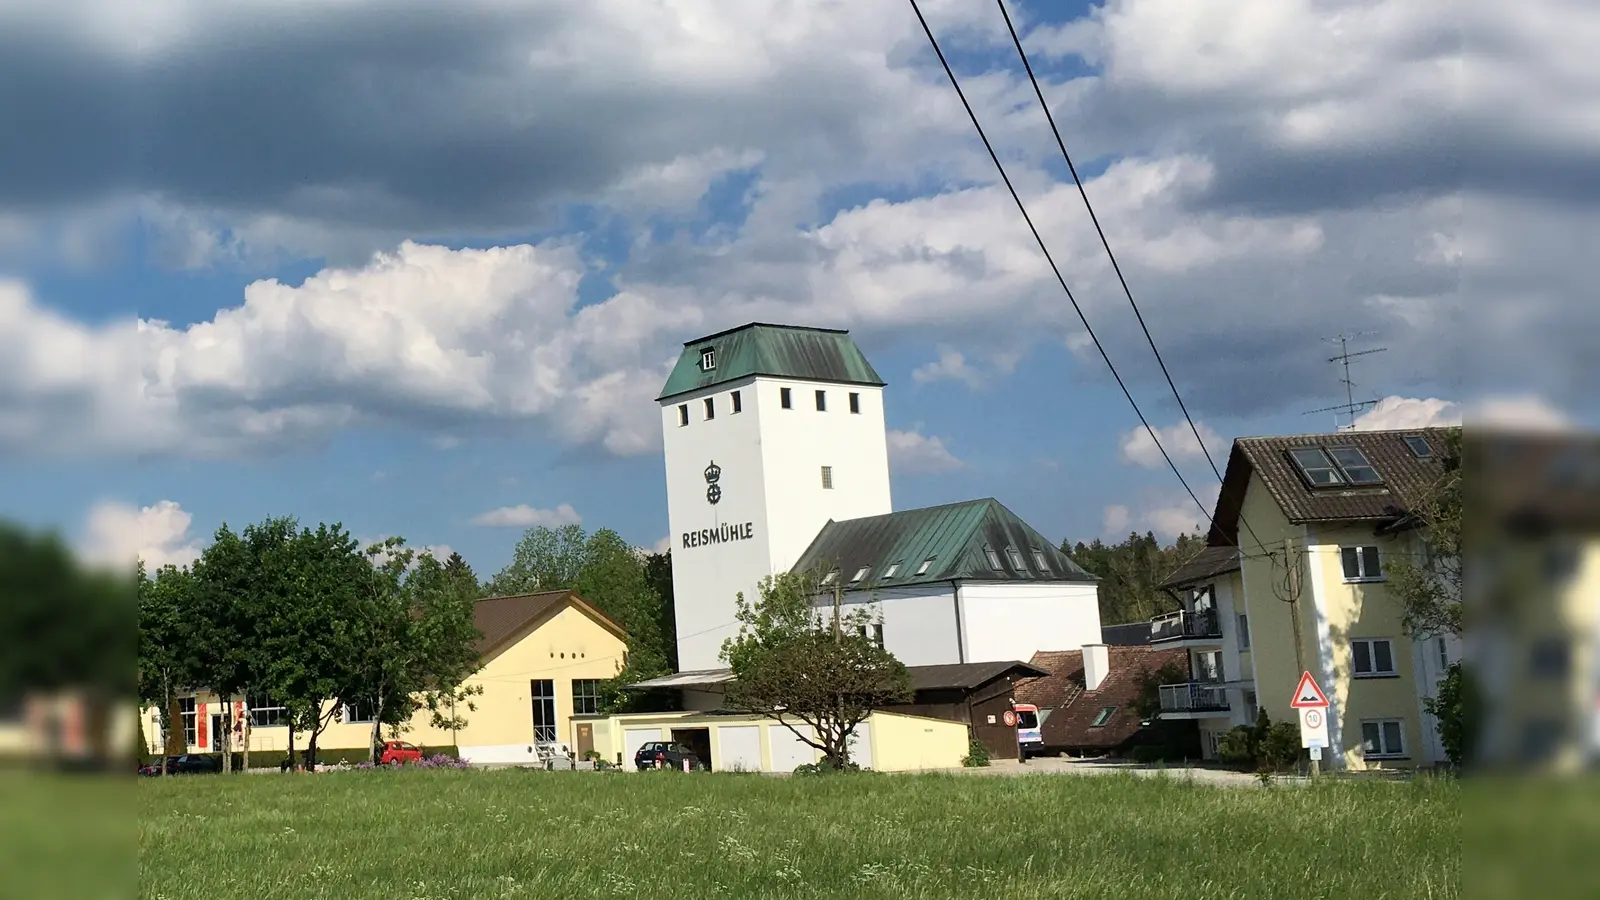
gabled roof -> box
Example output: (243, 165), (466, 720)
(657, 323), (886, 402)
(472, 590), (628, 662)
(1159, 546), (1241, 589)
(790, 498), (1096, 590)
(1016, 646), (1188, 750)
(907, 661), (1048, 692)
(1208, 427), (1453, 547)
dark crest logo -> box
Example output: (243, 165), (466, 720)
(704, 460), (722, 505)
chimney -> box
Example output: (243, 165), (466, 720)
(1083, 643), (1110, 692)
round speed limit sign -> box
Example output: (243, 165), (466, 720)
(1002, 710), (1018, 727)
(1304, 709), (1322, 729)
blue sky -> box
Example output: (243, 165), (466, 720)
(0, 0), (1589, 576)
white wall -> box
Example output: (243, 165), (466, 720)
(958, 582), (1103, 663)
(1211, 573), (1256, 729)
(838, 585), (963, 667)
(661, 375), (892, 671)
(1413, 632), (1461, 764)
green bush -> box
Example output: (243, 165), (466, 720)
(793, 759), (861, 776)
(1129, 745), (1166, 764)
(961, 731), (991, 768)
(1215, 711), (1303, 772)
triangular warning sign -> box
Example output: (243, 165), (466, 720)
(1290, 671), (1330, 708)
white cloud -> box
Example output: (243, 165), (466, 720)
(1102, 504), (1132, 535)
(470, 503), (582, 529)
(1119, 421), (1223, 469)
(887, 428), (964, 475)
(80, 499), (203, 570)
(912, 347), (985, 390)
(1468, 395), (1575, 432)
(1352, 396), (1463, 431)
(1124, 484), (1221, 541)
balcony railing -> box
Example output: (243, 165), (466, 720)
(1149, 608), (1223, 643)
(1158, 682), (1230, 714)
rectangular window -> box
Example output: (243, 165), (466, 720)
(1361, 719), (1406, 758)
(179, 697), (197, 746)
(247, 692), (286, 728)
(1341, 546), (1383, 581)
(677, 404), (689, 427)
(1404, 435), (1432, 458)
(872, 623), (884, 649)
(1289, 447), (1344, 485)
(850, 566), (870, 583)
(1351, 638), (1397, 677)
(530, 679), (557, 743)
(572, 679), (603, 716)
(699, 348), (715, 371)
(731, 390), (742, 413)
(341, 700), (374, 724)
(780, 387), (792, 409)
(1437, 637), (1448, 670)
(821, 569), (838, 585)
(703, 396), (715, 420)
(1091, 707), (1117, 728)
(1238, 614), (1251, 650)
(849, 392), (861, 414)
(915, 557), (935, 576)
(1327, 446), (1382, 484)
(883, 561), (901, 579)
(984, 546), (1002, 570)
(815, 389), (827, 411)
(1006, 547), (1026, 569)
(821, 466), (833, 489)
(1031, 549), (1050, 572)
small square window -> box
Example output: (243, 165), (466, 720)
(821, 466), (834, 490)
(1351, 638), (1397, 677)
(731, 390), (742, 413)
(884, 561), (901, 579)
(849, 392), (861, 414)
(1403, 435), (1432, 458)
(677, 404), (689, 427)
(1341, 546), (1383, 581)
(699, 348), (715, 371)
(703, 397), (715, 420)
(850, 566), (870, 584)
(915, 557), (936, 576)
(1091, 707), (1117, 728)
(815, 389), (827, 411)
(1361, 719), (1405, 758)
(780, 387), (792, 409)
(984, 546), (1002, 570)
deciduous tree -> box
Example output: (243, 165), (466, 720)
(1386, 427), (1463, 639)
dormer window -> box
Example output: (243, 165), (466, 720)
(1031, 549), (1050, 571)
(984, 546), (1002, 570)
(1006, 547), (1026, 569)
(699, 348), (716, 371)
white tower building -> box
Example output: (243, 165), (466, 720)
(658, 323), (893, 671)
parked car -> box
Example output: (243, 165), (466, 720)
(634, 741), (701, 771)
(138, 754), (221, 776)
(378, 741), (424, 766)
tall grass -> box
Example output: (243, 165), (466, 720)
(138, 769), (1459, 899)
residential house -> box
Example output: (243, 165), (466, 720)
(1018, 644), (1195, 758)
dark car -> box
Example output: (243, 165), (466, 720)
(138, 754), (221, 776)
(634, 741), (701, 771)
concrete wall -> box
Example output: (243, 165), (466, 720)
(661, 375), (893, 671)
(958, 582), (1102, 665)
(839, 584), (963, 667)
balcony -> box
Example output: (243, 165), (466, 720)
(1149, 608), (1223, 644)
(1158, 682), (1230, 717)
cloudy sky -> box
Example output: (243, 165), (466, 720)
(1, 0), (1590, 574)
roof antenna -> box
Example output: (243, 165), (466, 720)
(1303, 333), (1387, 432)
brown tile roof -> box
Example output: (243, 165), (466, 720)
(472, 590), (627, 661)
(1209, 426), (1453, 547)
(1159, 546), (1240, 589)
(1016, 646), (1188, 750)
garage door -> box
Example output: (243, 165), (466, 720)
(716, 726), (761, 772)
(624, 727), (665, 770)
(767, 724), (818, 772)
(846, 722), (873, 770)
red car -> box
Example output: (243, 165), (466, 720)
(378, 741), (423, 766)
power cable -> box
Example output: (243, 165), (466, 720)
(904, 0), (1218, 535)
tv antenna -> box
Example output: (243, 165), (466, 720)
(1304, 332), (1386, 431)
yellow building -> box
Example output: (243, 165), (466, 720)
(139, 590), (631, 766)
(1168, 426), (1460, 771)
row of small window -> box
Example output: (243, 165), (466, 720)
(677, 387), (862, 425)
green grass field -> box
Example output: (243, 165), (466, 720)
(129, 769), (1461, 900)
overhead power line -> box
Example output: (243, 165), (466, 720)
(903, 0), (1218, 536)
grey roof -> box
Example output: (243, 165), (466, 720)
(1159, 546), (1241, 589)
(791, 498), (1097, 591)
(1209, 427), (1454, 546)
(626, 669), (735, 691)
(908, 661), (1049, 692)
(657, 323), (886, 402)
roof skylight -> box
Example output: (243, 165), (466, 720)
(1288, 445), (1384, 487)
(1403, 435), (1432, 458)
(850, 566), (870, 584)
(884, 561), (901, 579)
(915, 556), (935, 576)
(1327, 447), (1382, 484)
(1289, 447), (1345, 486)
(984, 546), (1003, 570)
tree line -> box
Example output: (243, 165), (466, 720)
(136, 518), (679, 771)
(1062, 530), (1206, 626)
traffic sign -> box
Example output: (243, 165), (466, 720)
(1290, 671), (1330, 709)
(1002, 709), (1018, 727)
(1299, 706), (1329, 749)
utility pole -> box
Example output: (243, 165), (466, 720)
(1273, 543), (1319, 778)
(832, 576), (843, 644)
(1304, 332), (1387, 431)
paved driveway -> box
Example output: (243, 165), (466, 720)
(951, 757), (1307, 787)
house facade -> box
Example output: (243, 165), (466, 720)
(139, 590), (630, 766)
(1159, 427), (1461, 770)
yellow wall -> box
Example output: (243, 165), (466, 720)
(1236, 472), (1304, 725)
(139, 600), (629, 763)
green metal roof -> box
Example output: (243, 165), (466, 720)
(657, 323), (886, 402)
(791, 499), (1097, 591)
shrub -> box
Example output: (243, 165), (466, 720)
(961, 732), (991, 768)
(1259, 722), (1303, 772)
(793, 759), (860, 776)
(1215, 711), (1303, 772)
